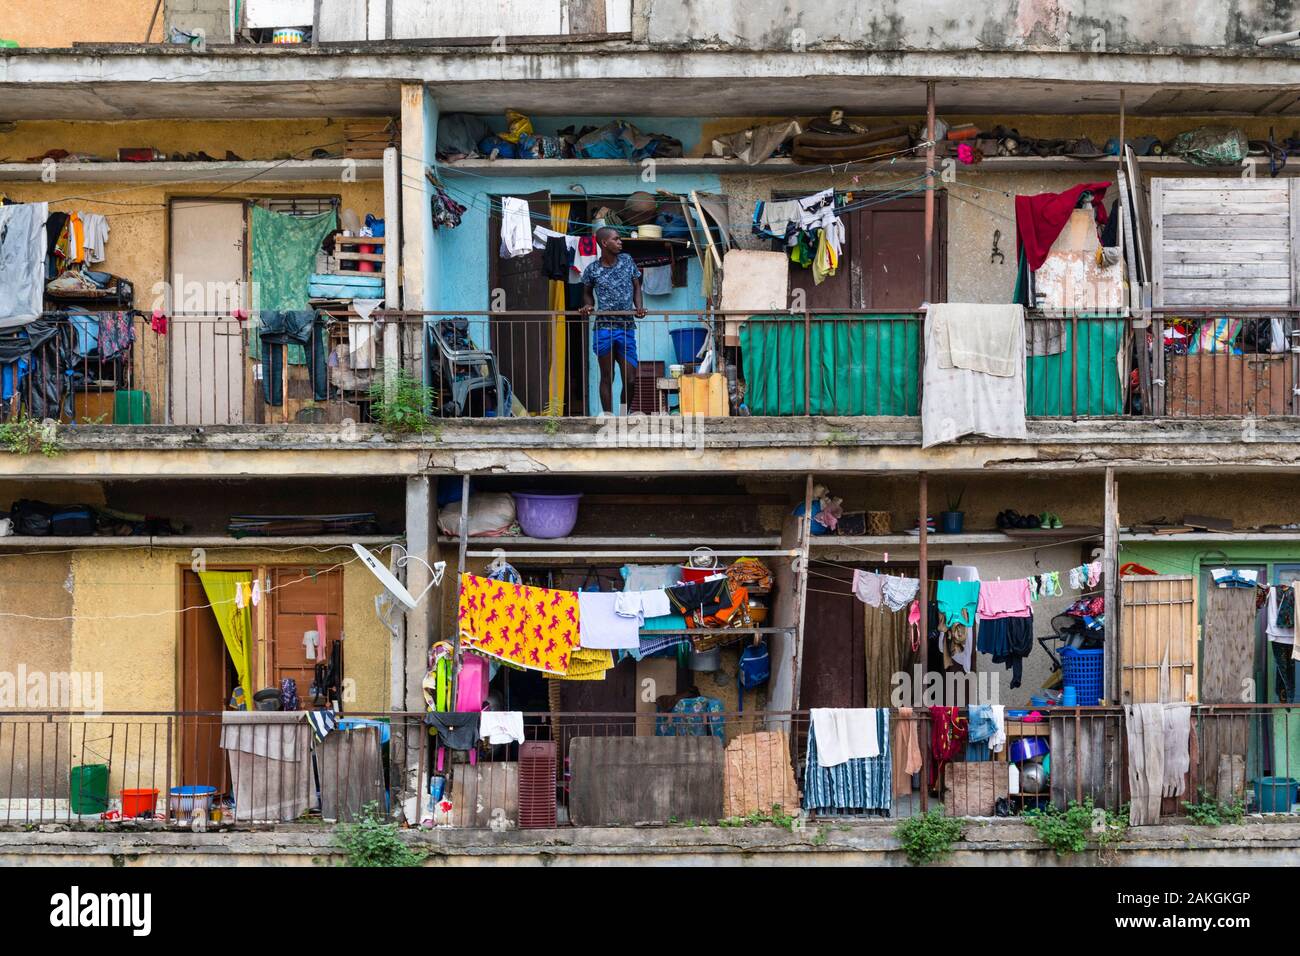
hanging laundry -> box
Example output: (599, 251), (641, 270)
(976, 579), (1032, 620)
(881, 575), (919, 612)
(499, 197), (533, 258)
(1015, 181), (1112, 271)
(479, 711), (525, 745)
(0, 201), (48, 329)
(977, 613), (1034, 689)
(803, 709), (891, 813)
(613, 589), (671, 624)
(810, 708), (882, 765)
(936, 579), (980, 628)
(577, 590), (641, 650)
(851, 569), (884, 608)
(430, 185), (467, 229)
(458, 573), (578, 674)
(928, 706), (968, 793)
(621, 563), (681, 591)
(752, 198), (803, 241)
(569, 234), (601, 282)
(80, 212), (110, 263)
(551, 646), (612, 681)
(921, 305), (1028, 448)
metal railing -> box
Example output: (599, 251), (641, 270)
(0, 312), (422, 428)
(0, 705), (1292, 829)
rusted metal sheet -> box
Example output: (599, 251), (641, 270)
(1165, 353), (1293, 418)
(569, 736), (723, 825)
(944, 762), (1008, 817)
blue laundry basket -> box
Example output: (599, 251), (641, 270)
(1059, 647), (1105, 706)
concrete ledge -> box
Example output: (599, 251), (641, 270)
(4, 820), (1300, 867)
(1, 417), (1297, 478)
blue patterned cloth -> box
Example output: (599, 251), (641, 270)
(581, 253), (641, 328)
(802, 710), (892, 814)
(655, 696), (724, 738)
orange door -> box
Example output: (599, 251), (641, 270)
(269, 566), (344, 709)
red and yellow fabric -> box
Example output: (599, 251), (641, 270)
(458, 573), (579, 675)
(548, 646), (613, 681)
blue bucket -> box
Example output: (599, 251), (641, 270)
(669, 327), (708, 365)
(1254, 776), (1298, 813)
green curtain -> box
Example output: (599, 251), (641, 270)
(738, 315), (920, 416)
(249, 206), (337, 364)
(1026, 319), (1124, 417)
(197, 571), (256, 701)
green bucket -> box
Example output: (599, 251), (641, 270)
(1254, 776), (1298, 814)
(113, 390), (152, 425)
(69, 764), (109, 815)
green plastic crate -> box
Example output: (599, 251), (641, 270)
(114, 390), (152, 424)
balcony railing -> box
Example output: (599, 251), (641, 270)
(4, 308), (1294, 429)
(0, 312), (420, 428)
(0, 706), (1290, 829)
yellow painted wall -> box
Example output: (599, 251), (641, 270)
(0, 119), (389, 423)
(0, 0), (163, 47)
(67, 545), (392, 714)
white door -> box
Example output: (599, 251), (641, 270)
(170, 200), (246, 424)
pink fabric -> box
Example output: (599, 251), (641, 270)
(977, 578), (1032, 620)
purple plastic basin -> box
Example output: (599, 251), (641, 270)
(512, 492), (583, 539)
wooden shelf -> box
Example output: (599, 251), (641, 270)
(0, 535), (397, 549)
(436, 155), (1300, 177)
(1122, 531), (1300, 543)
(810, 531), (1093, 547)
(0, 159), (383, 183)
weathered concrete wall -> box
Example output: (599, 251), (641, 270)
(646, 0), (1300, 54)
(5, 819), (1300, 866)
(166, 0), (233, 44)
(0, 0), (163, 47)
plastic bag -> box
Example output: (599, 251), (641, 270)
(1168, 126), (1248, 166)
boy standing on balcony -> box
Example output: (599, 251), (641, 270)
(580, 226), (645, 415)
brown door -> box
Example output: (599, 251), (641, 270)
(488, 190), (552, 413)
(787, 193), (946, 310)
(269, 566), (344, 706)
(179, 571), (238, 791)
(799, 565), (866, 709)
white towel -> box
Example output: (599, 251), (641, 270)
(614, 590), (671, 624)
(810, 708), (880, 767)
(922, 306), (1028, 449)
(479, 711), (525, 745)
(934, 303), (1024, 378)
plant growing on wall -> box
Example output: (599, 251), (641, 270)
(1182, 788), (1246, 826)
(335, 802), (427, 867)
(1026, 798), (1128, 859)
(0, 412), (62, 458)
(368, 370), (435, 437)
(895, 809), (966, 865)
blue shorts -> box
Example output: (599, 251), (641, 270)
(593, 326), (638, 366)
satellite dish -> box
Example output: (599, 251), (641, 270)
(354, 543), (444, 610)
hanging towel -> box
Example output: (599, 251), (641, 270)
(1015, 181), (1111, 271)
(577, 590), (641, 650)
(614, 589), (671, 623)
(458, 574), (578, 674)
(306, 709), (338, 743)
(922, 306), (1028, 448)
(810, 708), (881, 766)
(893, 707), (924, 797)
(933, 303), (1025, 378)
(479, 711), (526, 745)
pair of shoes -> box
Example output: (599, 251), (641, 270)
(996, 509), (1042, 530)
(1038, 512), (1063, 529)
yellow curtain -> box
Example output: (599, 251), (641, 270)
(547, 201), (571, 416)
(197, 571), (256, 701)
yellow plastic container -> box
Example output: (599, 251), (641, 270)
(679, 372), (728, 416)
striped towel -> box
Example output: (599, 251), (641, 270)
(306, 709), (339, 743)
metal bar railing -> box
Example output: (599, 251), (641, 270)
(0, 705), (1293, 829)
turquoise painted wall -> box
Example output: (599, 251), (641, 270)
(428, 113), (720, 412)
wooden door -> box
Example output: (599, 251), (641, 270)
(269, 566), (344, 707)
(786, 193), (945, 311)
(179, 571), (237, 791)
(488, 190), (551, 413)
(799, 564), (864, 708)
(169, 199), (246, 425)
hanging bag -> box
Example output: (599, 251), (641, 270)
(737, 639), (770, 713)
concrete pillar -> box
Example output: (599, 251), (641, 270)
(1103, 467), (1119, 703)
(403, 475), (436, 712)
(382, 146), (402, 398)
(399, 83), (433, 313)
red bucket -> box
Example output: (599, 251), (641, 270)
(121, 788), (158, 818)
(680, 564), (716, 584)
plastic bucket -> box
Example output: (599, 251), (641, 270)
(512, 492), (582, 538)
(669, 327), (708, 366)
(169, 785), (217, 817)
(1254, 776), (1298, 813)
(121, 788), (158, 818)
(69, 764), (109, 815)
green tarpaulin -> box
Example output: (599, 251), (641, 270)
(249, 206), (336, 364)
(739, 316), (919, 417)
(1026, 319), (1124, 417)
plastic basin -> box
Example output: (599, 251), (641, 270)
(1255, 776), (1298, 813)
(169, 785), (217, 816)
(121, 788), (158, 818)
(512, 492), (582, 539)
(669, 327), (708, 366)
